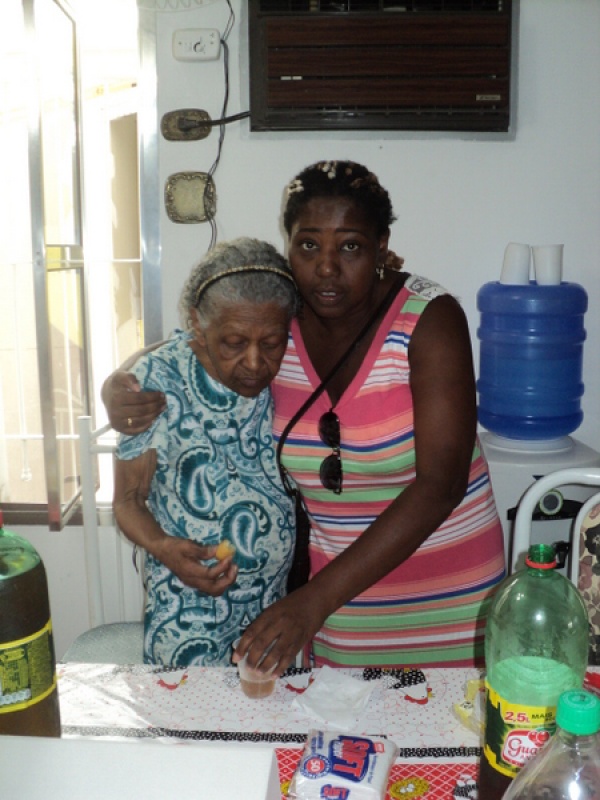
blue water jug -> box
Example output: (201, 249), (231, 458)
(476, 282), (587, 440)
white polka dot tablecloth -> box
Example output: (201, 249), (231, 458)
(57, 663), (483, 759)
(56, 664), (600, 800)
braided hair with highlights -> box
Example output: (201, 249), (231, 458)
(282, 160), (397, 238)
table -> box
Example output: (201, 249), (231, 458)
(57, 662), (485, 799)
(0, 735), (280, 800)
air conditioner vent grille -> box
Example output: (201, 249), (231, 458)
(258, 1), (507, 13)
(250, 0), (513, 132)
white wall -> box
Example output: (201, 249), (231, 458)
(20, 525), (89, 659)
(12, 0), (600, 658)
(154, 0), (600, 453)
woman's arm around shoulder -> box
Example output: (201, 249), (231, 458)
(102, 342), (167, 434)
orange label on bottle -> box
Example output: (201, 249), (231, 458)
(0, 620), (57, 713)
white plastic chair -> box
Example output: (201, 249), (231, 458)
(511, 467), (600, 582)
(62, 416), (144, 663)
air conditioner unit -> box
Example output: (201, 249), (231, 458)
(249, 0), (514, 133)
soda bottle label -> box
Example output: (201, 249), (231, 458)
(483, 680), (556, 778)
(0, 620), (57, 713)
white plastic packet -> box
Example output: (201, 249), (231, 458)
(291, 665), (375, 729)
(287, 729), (398, 800)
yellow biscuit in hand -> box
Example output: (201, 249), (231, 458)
(215, 540), (236, 560)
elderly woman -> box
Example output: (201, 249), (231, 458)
(113, 238), (298, 667)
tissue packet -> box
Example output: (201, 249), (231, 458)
(287, 729), (397, 800)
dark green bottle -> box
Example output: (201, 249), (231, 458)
(0, 510), (61, 736)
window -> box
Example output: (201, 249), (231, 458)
(0, 0), (141, 527)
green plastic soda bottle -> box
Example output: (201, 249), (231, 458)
(478, 543), (589, 800)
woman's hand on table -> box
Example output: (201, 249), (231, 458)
(233, 588), (325, 676)
(102, 370), (166, 435)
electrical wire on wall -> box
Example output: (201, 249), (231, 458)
(205, 0), (240, 251)
(161, 2), (250, 249)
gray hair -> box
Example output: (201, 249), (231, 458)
(178, 237), (299, 331)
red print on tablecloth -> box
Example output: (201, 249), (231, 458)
(284, 672), (315, 694)
(156, 670), (188, 690)
(362, 668), (432, 705)
(276, 749), (478, 800)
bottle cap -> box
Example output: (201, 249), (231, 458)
(525, 543), (557, 570)
(556, 690), (600, 735)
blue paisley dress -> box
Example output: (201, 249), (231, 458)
(116, 330), (295, 667)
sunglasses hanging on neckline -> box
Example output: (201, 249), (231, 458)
(318, 409), (343, 494)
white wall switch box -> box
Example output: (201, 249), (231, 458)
(172, 29), (220, 62)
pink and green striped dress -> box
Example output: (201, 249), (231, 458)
(272, 274), (506, 668)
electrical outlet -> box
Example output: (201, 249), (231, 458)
(172, 29), (220, 62)
(161, 109), (212, 141)
(164, 172), (216, 224)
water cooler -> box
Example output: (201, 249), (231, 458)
(480, 434), (600, 573)
(476, 277), (600, 574)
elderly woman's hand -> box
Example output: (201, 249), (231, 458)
(153, 538), (237, 596)
(102, 371), (166, 435)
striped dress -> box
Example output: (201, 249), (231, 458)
(271, 274), (506, 668)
